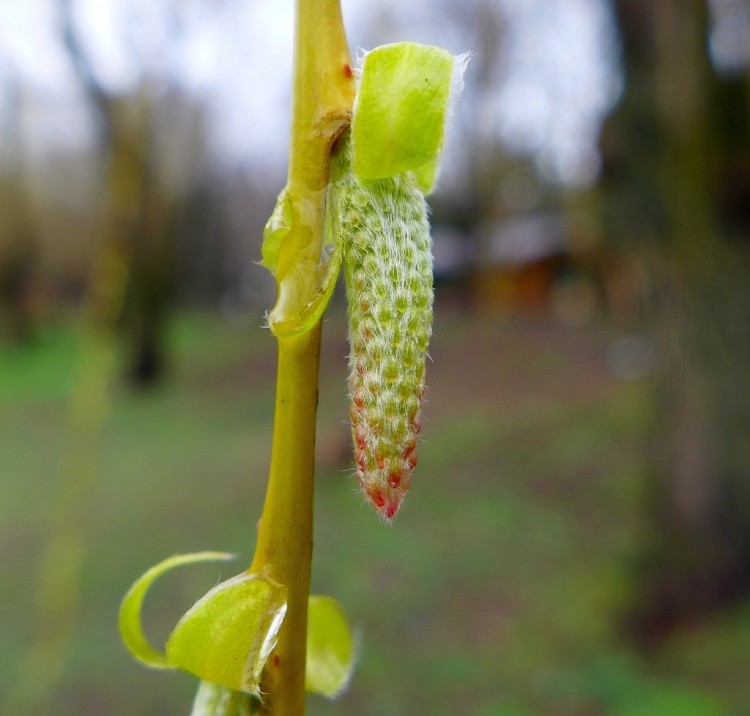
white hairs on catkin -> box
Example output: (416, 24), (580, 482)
(333, 149), (433, 521)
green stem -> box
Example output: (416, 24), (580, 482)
(250, 327), (321, 714)
(249, 1), (354, 713)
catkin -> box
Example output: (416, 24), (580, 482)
(335, 159), (433, 520)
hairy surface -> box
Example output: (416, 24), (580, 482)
(335, 165), (433, 520)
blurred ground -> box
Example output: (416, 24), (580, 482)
(0, 305), (747, 715)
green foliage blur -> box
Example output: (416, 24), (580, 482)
(1, 307), (747, 715)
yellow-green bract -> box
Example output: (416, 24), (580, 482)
(352, 42), (454, 187)
(119, 553), (354, 700)
(166, 570), (288, 695)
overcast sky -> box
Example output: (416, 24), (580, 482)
(0, 0), (622, 186)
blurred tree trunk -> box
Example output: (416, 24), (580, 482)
(60, 0), (173, 386)
(0, 177), (36, 343)
(604, 0), (750, 643)
(0, 79), (37, 344)
(460, 2), (507, 311)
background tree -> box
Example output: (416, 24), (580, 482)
(58, 0), (210, 385)
(0, 70), (37, 343)
(601, 0), (750, 641)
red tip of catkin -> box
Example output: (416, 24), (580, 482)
(383, 501), (399, 520)
(364, 480), (404, 521)
(343, 63), (353, 78)
(369, 495), (402, 521)
(369, 487), (386, 508)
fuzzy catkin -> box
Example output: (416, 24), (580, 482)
(337, 167), (433, 521)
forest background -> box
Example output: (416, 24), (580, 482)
(1, 1), (749, 714)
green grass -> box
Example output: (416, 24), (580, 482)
(0, 308), (747, 715)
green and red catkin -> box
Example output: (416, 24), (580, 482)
(333, 148), (433, 520)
